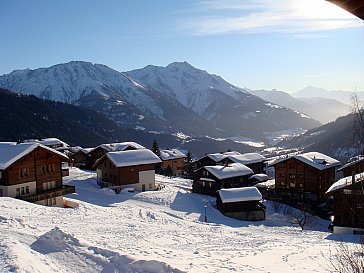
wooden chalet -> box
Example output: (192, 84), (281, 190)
(217, 187), (266, 221)
(70, 147), (93, 169)
(94, 149), (161, 192)
(159, 149), (186, 177)
(271, 152), (341, 206)
(0, 143), (75, 207)
(223, 153), (267, 174)
(88, 142), (145, 169)
(326, 173), (364, 234)
(24, 137), (69, 152)
(193, 163), (254, 196)
(338, 156), (364, 177)
(196, 151), (241, 169)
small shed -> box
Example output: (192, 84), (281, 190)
(217, 187), (266, 221)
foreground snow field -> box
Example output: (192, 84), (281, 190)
(0, 168), (359, 273)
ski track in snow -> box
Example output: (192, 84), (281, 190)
(0, 168), (357, 273)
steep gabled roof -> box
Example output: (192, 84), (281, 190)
(160, 149), (186, 160)
(98, 142), (145, 152)
(338, 156), (364, 171)
(226, 153), (266, 165)
(0, 143), (68, 170)
(204, 163), (253, 180)
(271, 152), (341, 171)
(218, 187), (262, 203)
(326, 172), (364, 194)
(24, 137), (69, 148)
(97, 149), (161, 168)
(200, 151), (241, 163)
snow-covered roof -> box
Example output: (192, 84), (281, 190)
(24, 138), (69, 148)
(249, 174), (269, 182)
(160, 149), (186, 160)
(226, 153), (266, 165)
(205, 151), (241, 162)
(99, 142), (145, 152)
(255, 179), (276, 188)
(104, 149), (161, 168)
(338, 156), (364, 171)
(218, 187), (262, 203)
(0, 143), (68, 170)
(204, 163), (253, 180)
(271, 152), (341, 171)
(326, 172), (364, 194)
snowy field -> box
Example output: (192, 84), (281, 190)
(0, 168), (359, 273)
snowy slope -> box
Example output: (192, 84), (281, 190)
(0, 61), (164, 119)
(127, 62), (248, 115)
(0, 168), (358, 273)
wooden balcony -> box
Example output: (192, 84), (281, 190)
(20, 185), (75, 203)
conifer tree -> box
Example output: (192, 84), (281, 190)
(151, 139), (161, 157)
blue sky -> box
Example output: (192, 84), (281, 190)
(1, 0), (363, 93)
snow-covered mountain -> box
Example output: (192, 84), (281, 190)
(127, 62), (320, 138)
(0, 61), (320, 141)
(250, 89), (350, 124)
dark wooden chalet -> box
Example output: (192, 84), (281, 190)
(70, 148), (93, 169)
(222, 153), (267, 174)
(195, 151), (241, 169)
(217, 187), (266, 221)
(326, 173), (364, 234)
(94, 149), (161, 192)
(271, 152), (341, 206)
(338, 156), (364, 177)
(88, 142), (145, 170)
(193, 163), (254, 196)
(0, 143), (75, 207)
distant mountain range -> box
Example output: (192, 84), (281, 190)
(292, 85), (364, 104)
(250, 89), (350, 124)
(0, 61), (320, 143)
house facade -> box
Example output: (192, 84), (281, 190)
(338, 156), (364, 177)
(94, 149), (161, 192)
(0, 143), (75, 207)
(326, 173), (364, 234)
(195, 151), (241, 169)
(217, 187), (266, 221)
(160, 149), (186, 176)
(272, 152), (341, 206)
(193, 163), (254, 196)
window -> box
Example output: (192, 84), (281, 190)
(16, 188), (20, 197)
(280, 172), (284, 177)
(357, 203), (363, 209)
(289, 163), (295, 169)
(289, 174), (296, 179)
(202, 181), (206, 187)
(25, 186), (29, 194)
(290, 183), (295, 188)
(21, 187), (25, 195)
(343, 189), (352, 194)
(299, 184), (303, 188)
(52, 198), (57, 206)
(42, 165), (46, 173)
(0, 172), (2, 179)
(149, 183), (152, 189)
(0, 188), (2, 196)
(280, 181), (285, 186)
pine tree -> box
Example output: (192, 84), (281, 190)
(151, 139), (161, 157)
(185, 150), (194, 178)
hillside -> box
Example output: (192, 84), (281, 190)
(0, 168), (344, 273)
(250, 89), (349, 124)
(0, 88), (182, 149)
(279, 113), (360, 161)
